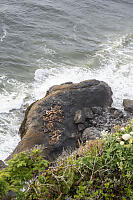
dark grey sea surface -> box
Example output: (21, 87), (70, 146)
(0, 0), (133, 159)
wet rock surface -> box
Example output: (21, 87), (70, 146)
(123, 99), (133, 113)
(5, 79), (130, 162)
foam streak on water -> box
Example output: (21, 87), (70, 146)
(0, 28), (7, 42)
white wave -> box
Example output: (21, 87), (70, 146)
(0, 29), (7, 42)
(34, 67), (90, 100)
(34, 33), (133, 110)
(0, 77), (33, 113)
(0, 92), (25, 113)
(0, 113), (20, 160)
(0, 77), (34, 160)
(93, 33), (133, 108)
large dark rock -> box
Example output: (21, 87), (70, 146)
(123, 99), (133, 113)
(6, 80), (113, 161)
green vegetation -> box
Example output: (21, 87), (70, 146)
(0, 120), (133, 200)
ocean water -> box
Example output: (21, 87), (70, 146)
(0, 0), (133, 160)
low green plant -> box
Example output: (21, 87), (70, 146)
(0, 120), (133, 199)
(0, 149), (48, 200)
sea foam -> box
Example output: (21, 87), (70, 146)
(34, 33), (133, 110)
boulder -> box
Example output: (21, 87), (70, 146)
(82, 127), (101, 142)
(6, 80), (113, 161)
(123, 99), (133, 113)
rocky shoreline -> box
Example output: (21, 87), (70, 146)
(4, 79), (132, 163)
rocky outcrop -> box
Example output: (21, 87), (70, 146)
(6, 80), (113, 161)
(74, 106), (129, 143)
(123, 99), (133, 113)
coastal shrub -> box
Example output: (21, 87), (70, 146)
(0, 120), (133, 199)
(0, 149), (48, 200)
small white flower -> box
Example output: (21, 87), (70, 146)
(120, 141), (124, 145)
(121, 127), (125, 131)
(122, 134), (131, 141)
(130, 132), (133, 135)
(101, 130), (108, 137)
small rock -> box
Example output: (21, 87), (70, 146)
(123, 99), (133, 113)
(74, 110), (85, 124)
(114, 110), (123, 118)
(83, 107), (93, 119)
(92, 107), (103, 115)
(108, 107), (117, 113)
(91, 121), (97, 126)
(78, 123), (85, 131)
(61, 82), (73, 85)
(82, 127), (101, 142)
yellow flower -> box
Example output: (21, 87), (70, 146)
(125, 144), (130, 148)
(129, 137), (133, 144)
